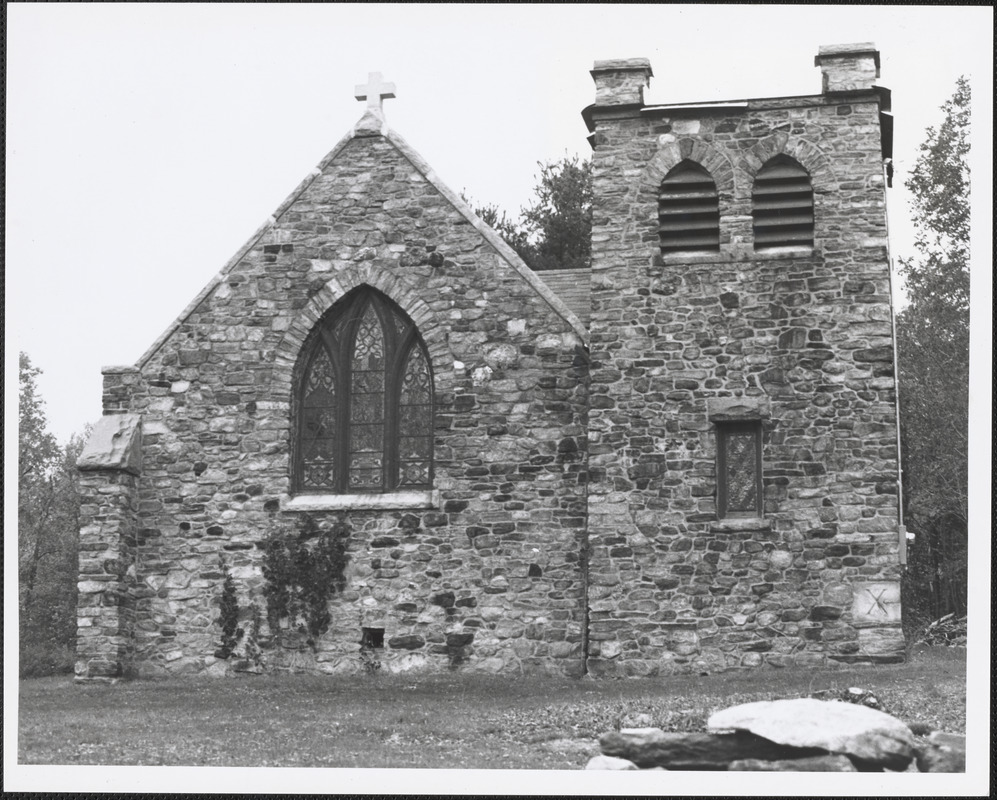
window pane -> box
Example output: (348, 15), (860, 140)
(400, 404), (432, 431)
(351, 422), (384, 452)
(300, 348), (337, 489)
(349, 455), (384, 489)
(349, 305), (385, 489)
(723, 429), (758, 513)
(400, 345), (432, 404)
(398, 461), (431, 486)
(398, 435), (432, 460)
(398, 345), (433, 487)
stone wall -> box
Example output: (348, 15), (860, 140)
(77, 46), (904, 680)
(82, 116), (589, 678)
(583, 52), (902, 675)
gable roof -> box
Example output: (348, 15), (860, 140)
(136, 110), (587, 367)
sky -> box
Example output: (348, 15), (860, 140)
(6, 4), (991, 444)
(5, 6), (992, 794)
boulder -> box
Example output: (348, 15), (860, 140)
(728, 754), (857, 771)
(914, 731), (965, 773)
(599, 727), (824, 770)
(708, 698), (914, 771)
(585, 754), (640, 770)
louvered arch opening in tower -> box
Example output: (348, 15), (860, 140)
(752, 156), (814, 248)
(658, 161), (720, 254)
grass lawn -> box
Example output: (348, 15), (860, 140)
(18, 646), (965, 769)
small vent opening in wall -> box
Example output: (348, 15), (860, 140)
(361, 627), (385, 649)
(752, 156), (814, 248)
(658, 161), (720, 254)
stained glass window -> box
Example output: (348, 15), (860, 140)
(300, 349), (337, 490)
(294, 288), (433, 493)
(397, 344), (433, 487)
(349, 305), (385, 490)
(717, 422), (763, 518)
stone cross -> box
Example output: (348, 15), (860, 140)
(355, 72), (396, 112)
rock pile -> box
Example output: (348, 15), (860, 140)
(587, 698), (965, 772)
(811, 685), (883, 710)
(918, 613), (967, 646)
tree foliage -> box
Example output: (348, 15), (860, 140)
(464, 154), (593, 272)
(19, 352), (88, 676)
(895, 78), (970, 630)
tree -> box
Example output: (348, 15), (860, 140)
(463, 154), (593, 272)
(460, 196), (537, 268)
(895, 78), (970, 633)
(19, 352), (88, 676)
(18, 353), (60, 610)
(520, 155), (593, 272)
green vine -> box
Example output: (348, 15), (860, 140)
(262, 516), (350, 651)
(243, 601), (264, 667)
(214, 562), (244, 659)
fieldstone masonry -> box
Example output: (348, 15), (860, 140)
(76, 44), (903, 680)
(583, 44), (901, 676)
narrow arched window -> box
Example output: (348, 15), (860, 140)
(658, 161), (720, 254)
(752, 156), (814, 248)
(294, 287), (433, 493)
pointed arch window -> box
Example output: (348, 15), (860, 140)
(658, 161), (720, 254)
(294, 288), (434, 494)
(752, 156), (814, 248)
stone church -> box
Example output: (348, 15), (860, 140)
(76, 43), (904, 680)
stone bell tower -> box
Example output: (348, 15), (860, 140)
(582, 45), (902, 676)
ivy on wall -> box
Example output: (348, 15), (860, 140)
(261, 516), (351, 651)
(214, 563), (243, 659)
(213, 518), (351, 663)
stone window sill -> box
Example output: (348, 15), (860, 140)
(283, 490), (439, 512)
(710, 517), (772, 533)
(750, 245), (816, 259)
(662, 244), (818, 266)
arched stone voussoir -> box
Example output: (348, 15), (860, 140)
(638, 138), (735, 199)
(273, 264), (457, 393)
(744, 134), (835, 189)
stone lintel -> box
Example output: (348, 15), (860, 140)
(710, 518), (772, 533)
(77, 414), (143, 475)
(707, 396), (771, 421)
(283, 490), (439, 512)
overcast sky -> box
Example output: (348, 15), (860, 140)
(7, 4), (991, 444)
